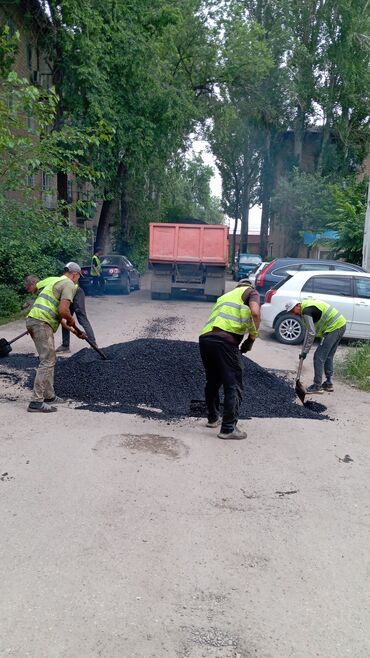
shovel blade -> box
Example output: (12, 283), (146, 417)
(295, 379), (306, 404)
(0, 338), (12, 358)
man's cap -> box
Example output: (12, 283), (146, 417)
(237, 278), (253, 286)
(65, 261), (82, 274)
(285, 299), (300, 312)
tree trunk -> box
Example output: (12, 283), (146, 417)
(231, 215), (238, 266)
(260, 131), (273, 259)
(95, 199), (114, 250)
(294, 106), (304, 168)
(96, 162), (125, 250)
(119, 163), (130, 253)
(240, 185), (250, 253)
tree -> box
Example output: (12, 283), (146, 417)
(0, 25), (106, 292)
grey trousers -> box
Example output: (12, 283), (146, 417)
(313, 325), (346, 385)
(26, 318), (56, 402)
(61, 287), (96, 347)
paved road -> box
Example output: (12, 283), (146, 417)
(0, 276), (369, 658)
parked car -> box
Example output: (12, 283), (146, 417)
(80, 255), (141, 295)
(255, 257), (365, 302)
(233, 253), (262, 281)
(249, 261), (269, 287)
(261, 270), (370, 344)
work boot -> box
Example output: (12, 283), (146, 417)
(306, 384), (324, 395)
(217, 427), (247, 440)
(56, 345), (70, 353)
(206, 417), (221, 428)
(44, 396), (66, 404)
(27, 401), (57, 413)
(322, 381), (334, 392)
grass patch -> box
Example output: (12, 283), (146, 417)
(338, 342), (370, 391)
(0, 310), (28, 326)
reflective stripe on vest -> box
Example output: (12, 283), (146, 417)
(301, 299), (346, 337)
(200, 286), (257, 337)
(27, 275), (67, 332)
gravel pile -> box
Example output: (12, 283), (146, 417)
(1, 339), (328, 420)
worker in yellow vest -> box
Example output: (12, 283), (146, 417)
(285, 299), (347, 394)
(91, 247), (105, 296)
(25, 262), (86, 413)
(24, 273), (96, 352)
(199, 279), (260, 440)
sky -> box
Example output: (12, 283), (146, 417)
(190, 138), (262, 234)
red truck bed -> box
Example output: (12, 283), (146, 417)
(149, 223), (229, 266)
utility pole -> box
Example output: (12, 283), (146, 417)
(362, 182), (370, 271)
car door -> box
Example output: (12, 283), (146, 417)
(300, 275), (354, 333)
(351, 277), (370, 338)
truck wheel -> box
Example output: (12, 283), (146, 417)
(206, 295), (218, 302)
(151, 292), (160, 300)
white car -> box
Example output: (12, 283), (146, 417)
(261, 270), (370, 344)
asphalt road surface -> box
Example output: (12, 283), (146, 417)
(0, 275), (369, 658)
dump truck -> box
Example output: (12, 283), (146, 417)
(149, 222), (229, 300)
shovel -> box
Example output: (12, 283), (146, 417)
(70, 325), (107, 360)
(0, 331), (28, 358)
(295, 357), (306, 404)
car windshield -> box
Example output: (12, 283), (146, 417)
(101, 256), (121, 266)
(239, 255), (261, 264)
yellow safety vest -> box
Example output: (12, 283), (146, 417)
(200, 286), (257, 337)
(301, 299), (346, 337)
(28, 275), (70, 332)
(92, 254), (102, 276)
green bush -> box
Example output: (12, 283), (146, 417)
(0, 284), (21, 318)
(338, 342), (370, 391)
(0, 196), (88, 293)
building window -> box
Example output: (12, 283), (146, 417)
(42, 172), (51, 191)
(67, 180), (73, 203)
(26, 174), (35, 188)
(26, 114), (34, 132)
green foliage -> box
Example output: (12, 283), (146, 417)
(272, 172), (368, 264)
(271, 169), (337, 233)
(322, 179), (368, 264)
(0, 197), (88, 292)
(162, 155), (224, 224)
(338, 343), (370, 391)
(0, 284), (21, 318)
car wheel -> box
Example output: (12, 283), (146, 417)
(274, 313), (304, 345)
(121, 275), (130, 295)
(134, 277), (141, 290)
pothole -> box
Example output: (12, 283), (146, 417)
(93, 433), (189, 460)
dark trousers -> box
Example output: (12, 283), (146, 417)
(199, 335), (243, 433)
(61, 287), (96, 347)
(313, 324), (346, 385)
(92, 274), (105, 295)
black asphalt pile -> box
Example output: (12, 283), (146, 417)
(1, 339), (328, 421)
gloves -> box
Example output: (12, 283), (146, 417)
(240, 336), (255, 353)
(299, 352), (307, 360)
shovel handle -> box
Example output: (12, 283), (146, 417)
(296, 357), (304, 381)
(83, 336), (107, 360)
(8, 330), (29, 345)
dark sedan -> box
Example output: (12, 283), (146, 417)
(80, 254), (141, 295)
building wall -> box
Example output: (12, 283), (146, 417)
(1, 4), (100, 251)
